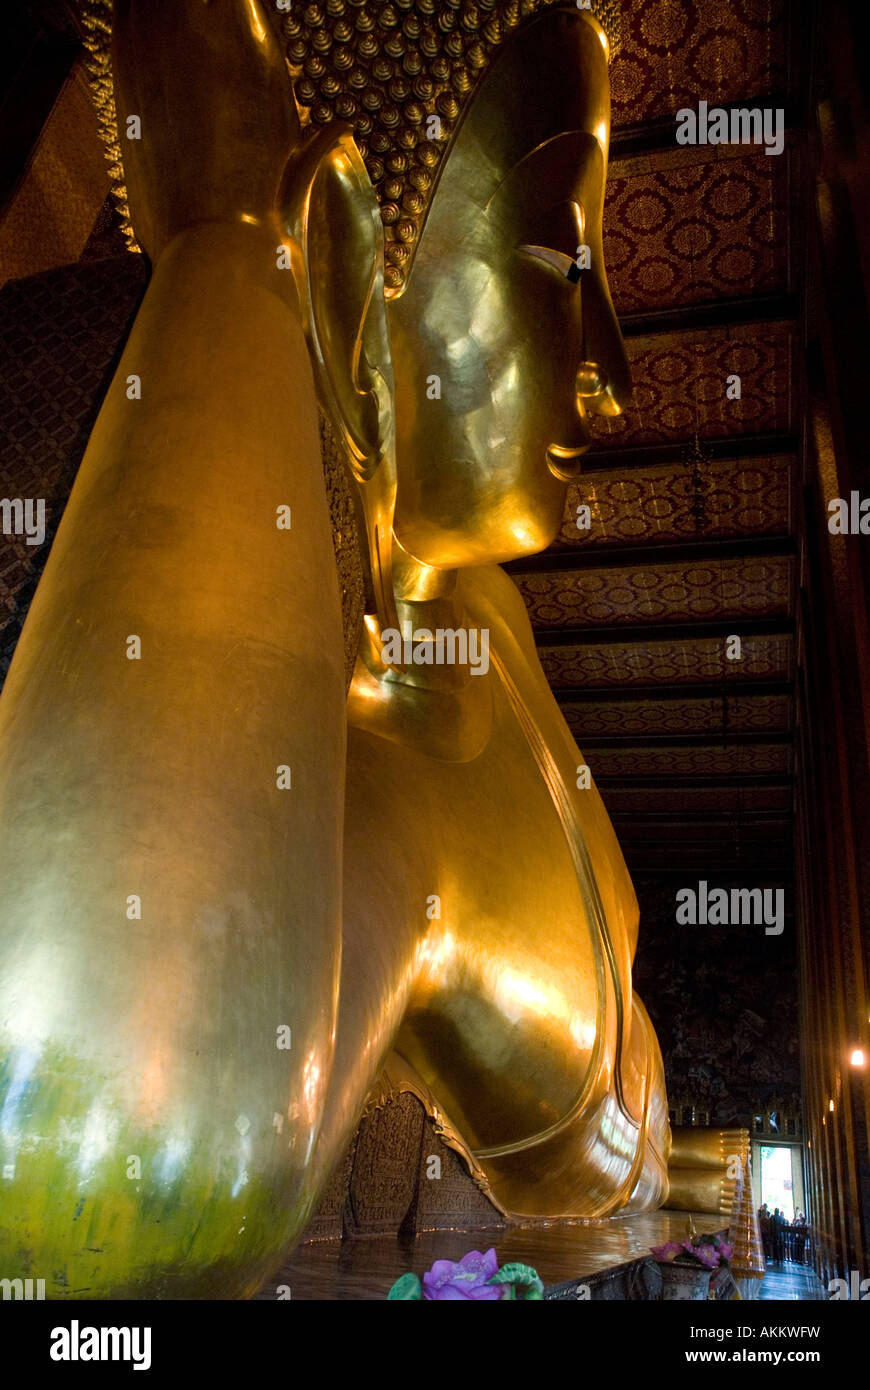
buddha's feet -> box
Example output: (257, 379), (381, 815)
(111, 0), (299, 258)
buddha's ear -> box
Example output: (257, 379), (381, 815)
(281, 127), (394, 480)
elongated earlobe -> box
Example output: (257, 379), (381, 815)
(281, 126), (393, 476)
(280, 126), (398, 629)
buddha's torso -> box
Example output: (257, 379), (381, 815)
(334, 564), (669, 1215)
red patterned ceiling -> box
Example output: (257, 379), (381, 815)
(587, 321), (793, 447)
(604, 149), (790, 313)
(601, 785), (792, 814)
(557, 454), (793, 548)
(563, 692), (790, 738)
(538, 633), (793, 689)
(587, 742), (790, 778)
(516, 553), (791, 629)
(610, 0), (788, 130)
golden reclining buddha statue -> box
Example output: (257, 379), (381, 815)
(0, 0), (676, 1298)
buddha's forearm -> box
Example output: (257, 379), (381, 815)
(0, 221), (346, 1297)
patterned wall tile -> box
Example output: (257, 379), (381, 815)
(538, 633), (793, 688)
(587, 322), (793, 449)
(518, 554), (791, 629)
(0, 255), (148, 683)
(562, 693), (790, 739)
(557, 454), (792, 548)
(611, 0), (787, 131)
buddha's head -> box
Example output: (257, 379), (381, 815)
(283, 0), (630, 586)
(97, 0), (628, 588)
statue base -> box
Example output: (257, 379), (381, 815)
(255, 1056), (724, 1300)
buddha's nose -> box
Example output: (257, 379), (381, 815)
(576, 361), (608, 399)
(574, 359), (623, 419)
(575, 272), (633, 418)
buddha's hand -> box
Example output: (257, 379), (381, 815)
(111, 0), (299, 260)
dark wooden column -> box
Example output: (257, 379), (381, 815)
(796, 0), (870, 1283)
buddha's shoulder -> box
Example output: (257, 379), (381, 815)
(459, 564), (540, 670)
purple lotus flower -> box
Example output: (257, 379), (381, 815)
(422, 1248), (505, 1301)
(651, 1241), (684, 1262)
(690, 1242), (721, 1270)
(651, 1236), (732, 1270)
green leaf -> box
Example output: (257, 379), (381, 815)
(387, 1272), (423, 1300)
(487, 1263), (545, 1298)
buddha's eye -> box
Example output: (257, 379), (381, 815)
(518, 244), (584, 284)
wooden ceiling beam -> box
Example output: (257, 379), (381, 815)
(506, 535), (795, 576)
(605, 811), (789, 817)
(553, 680), (793, 704)
(580, 731), (792, 749)
(610, 98), (797, 160)
(582, 433), (797, 474)
(623, 855), (794, 871)
(620, 294), (799, 339)
(535, 617), (795, 647)
(595, 773), (791, 789)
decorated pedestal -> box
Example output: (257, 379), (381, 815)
(657, 1263), (713, 1301)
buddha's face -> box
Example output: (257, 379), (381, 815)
(386, 10), (630, 569)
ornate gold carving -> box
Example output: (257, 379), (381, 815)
(610, 0), (786, 131)
(82, 1), (139, 251)
(361, 1053), (512, 1215)
(318, 409), (370, 685)
(604, 152), (788, 315)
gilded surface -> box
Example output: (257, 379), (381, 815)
(0, 0), (676, 1298)
(666, 1126), (750, 1217)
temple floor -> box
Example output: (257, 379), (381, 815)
(758, 1262), (827, 1301)
(255, 1209), (728, 1300)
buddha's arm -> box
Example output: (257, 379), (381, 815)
(390, 565), (671, 1216)
(0, 219), (347, 1297)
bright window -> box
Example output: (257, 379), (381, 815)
(760, 1145), (795, 1219)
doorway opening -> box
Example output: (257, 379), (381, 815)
(760, 1144), (796, 1219)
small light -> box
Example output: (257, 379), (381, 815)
(850, 1049), (865, 1067)
(829, 1099), (835, 1111)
